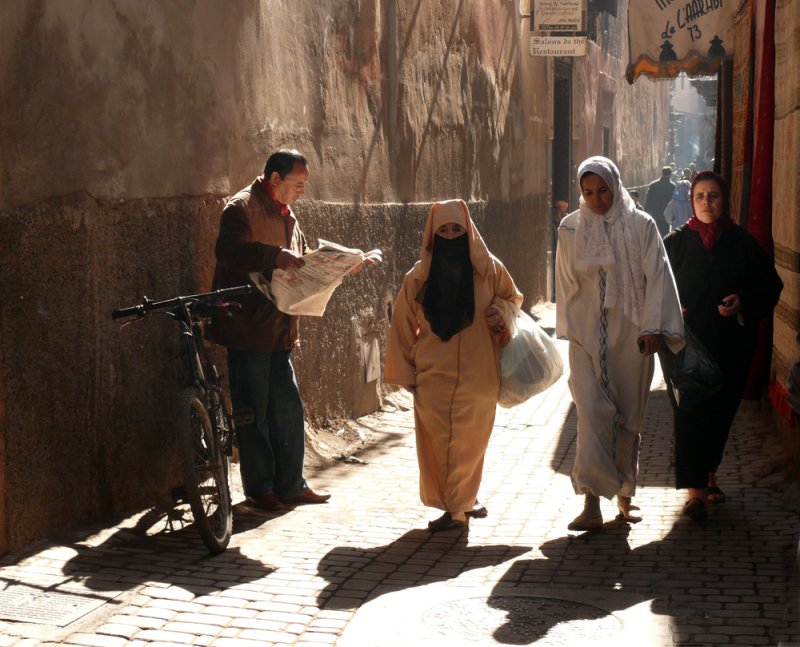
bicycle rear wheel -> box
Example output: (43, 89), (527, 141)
(178, 386), (232, 554)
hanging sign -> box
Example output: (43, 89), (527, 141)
(533, 0), (584, 32)
(626, 0), (734, 82)
(530, 36), (587, 57)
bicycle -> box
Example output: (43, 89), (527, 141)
(112, 285), (253, 554)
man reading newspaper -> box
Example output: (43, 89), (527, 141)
(206, 149), (376, 511)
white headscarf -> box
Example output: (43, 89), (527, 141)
(575, 156), (646, 326)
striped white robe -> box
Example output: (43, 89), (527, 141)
(556, 207), (684, 498)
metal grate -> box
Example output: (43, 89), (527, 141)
(0, 584), (109, 626)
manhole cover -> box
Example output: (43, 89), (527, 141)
(423, 595), (623, 645)
(0, 584), (108, 626)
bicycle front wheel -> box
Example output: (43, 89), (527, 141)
(178, 387), (232, 554)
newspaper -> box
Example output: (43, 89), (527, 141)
(250, 239), (382, 317)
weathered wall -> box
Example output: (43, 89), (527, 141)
(0, 1), (550, 553)
(771, 0), (800, 470)
(572, 0), (671, 192)
(0, 0), (673, 553)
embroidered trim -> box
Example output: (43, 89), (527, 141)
(598, 267), (622, 486)
(598, 268), (610, 399)
(639, 328), (685, 338)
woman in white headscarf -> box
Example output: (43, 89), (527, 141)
(556, 157), (685, 531)
(384, 199), (522, 532)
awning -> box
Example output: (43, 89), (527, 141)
(626, 0), (735, 83)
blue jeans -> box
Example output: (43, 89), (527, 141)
(227, 348), (307, 499)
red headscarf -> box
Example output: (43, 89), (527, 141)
(685, 170), (732, 249)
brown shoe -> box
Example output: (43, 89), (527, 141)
(249, 492), (284, 511)
(282, 487), (331, 505)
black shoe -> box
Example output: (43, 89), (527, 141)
(466, 500), (488, 518)
(427, 512), (468, 532)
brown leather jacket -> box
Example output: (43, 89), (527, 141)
(206, 178), (308, 351)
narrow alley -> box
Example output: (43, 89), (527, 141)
(0, 306), (797, 647)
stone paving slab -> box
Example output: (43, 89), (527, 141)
(0, 303), (798, 646)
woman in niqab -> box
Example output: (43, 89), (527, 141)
(384, 199), (522, 532)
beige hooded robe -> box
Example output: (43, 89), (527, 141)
(384, 200), (522, 514)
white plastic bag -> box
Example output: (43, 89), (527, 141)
(498, 311), (563, 408)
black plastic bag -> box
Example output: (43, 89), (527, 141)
(658, 325), (723, 410)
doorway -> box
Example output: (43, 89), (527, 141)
(550, 58), (573, 302)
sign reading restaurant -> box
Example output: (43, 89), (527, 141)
(530, 36), (588, 57)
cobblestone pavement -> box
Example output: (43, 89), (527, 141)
(1, 305), (798, 646)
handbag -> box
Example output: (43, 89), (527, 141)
(498, 311), (563, 408)
(658, 324), (723, 410)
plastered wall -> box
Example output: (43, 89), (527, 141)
(771, 0), (800, 470)
(0, 0), (670, 553)
(0, 1), (550, 553)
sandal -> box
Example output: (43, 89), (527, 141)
(681, 498), (707, 522)
(427, 512), (468, 533)
(567, 510), (603, 531)
(616, 496), (642, 524)
(568, 494), (603, 531)
(706, 486), (726, 504)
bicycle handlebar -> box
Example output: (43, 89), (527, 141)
(112, 285), (254, 320)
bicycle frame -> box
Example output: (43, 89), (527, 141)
(175, 303), (234, 454)
(112, 285), (253, 553)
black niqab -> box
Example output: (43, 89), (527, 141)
(418, 233), (474, 341)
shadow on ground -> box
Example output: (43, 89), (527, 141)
(317, 527), (531, 610)
(57, 504), (272, 597)
(491, 510), (798, 645)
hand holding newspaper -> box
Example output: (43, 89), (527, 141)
(250, 239), (382, 317)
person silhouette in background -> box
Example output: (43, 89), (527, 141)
(664, 179), (693, 231)
(644, 166), (676, 237)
